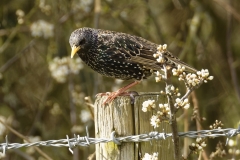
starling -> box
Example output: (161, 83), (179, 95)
(69, 27), (197, 104)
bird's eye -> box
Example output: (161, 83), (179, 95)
(79, 38), (86, 45)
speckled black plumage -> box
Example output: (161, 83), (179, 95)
(69, 27), (197, 81)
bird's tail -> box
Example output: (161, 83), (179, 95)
(163, 51), (198, 73)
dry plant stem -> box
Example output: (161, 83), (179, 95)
(191, 91), (202, 131)
(164, 66), (180, 160)
(172, 0), (183, 9)
(0, 119), (52, 160)
(181, 89), (192, 101)
(183, 109), (189, 158)
(0, 40), (35, 73)
(198, 151), (202, 160)
(94, 0), (101, 28)
(85, 97), (94, 119)
(87, 152), (96, 160)
(226, 0), (240, 102)
(93, 0), (102, 97)
(0, 6), (37, 54)
(191, 92), (208, 160)
(167, 94), (180, 160)
(213, 0), (240, 22)
(143, 0), (164, 42)
(68, 73), (79, 160)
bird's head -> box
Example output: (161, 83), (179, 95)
(69, 27), (95, 58)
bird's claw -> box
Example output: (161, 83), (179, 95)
(97, 91), (139, 105)
(95, 92), (111, 97)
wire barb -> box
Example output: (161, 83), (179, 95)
(225, 125), (240, 146)
(67, 135), (74, 154)
(0, 127), (240, 154)
(1, 136), (8, 156)
(111, 131), (121, 145)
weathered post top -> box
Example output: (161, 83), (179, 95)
(94, 93), (174, 160)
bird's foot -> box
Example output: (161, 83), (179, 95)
(96, 81), (141, 105)
(96, 91), (139, 105)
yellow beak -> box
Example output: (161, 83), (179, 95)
(71, 45), (80, 58)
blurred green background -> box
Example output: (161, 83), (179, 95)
(0, 0), (240, 159)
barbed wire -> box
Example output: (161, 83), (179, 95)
(0, 126), (239, 155)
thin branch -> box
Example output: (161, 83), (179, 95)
(93, 0), (102, 96)
(68, 73), (79, 160)
(191, 91), (208, 160)
(164, 66), (180, 160)
(0, 6), (37, 54)
(183, 109), (189, 158)
(0, 40), (36, 73)
(143, 0), (164, 42)
(213, 0), (240, 22)
(84, 96), (94, 119)
(94, 0), (101, 28)
(225, 0), (240, 102)
(0, 118), (53, 160)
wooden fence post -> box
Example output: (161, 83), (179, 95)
(94, 93), (174, 160)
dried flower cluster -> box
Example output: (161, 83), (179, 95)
(172, 65), (185, 76)
(49, 57), (83, 83)
(227, 138), (240, 158)
(151, 104), (170, 128)
(39, 0), (51, 15)
(155, 71), (163, 82)
(80, 110), (92, 123)
(30, 20), (54, 39)
(228, 148), (240, 156)
(142, 100), (156, 112)
(72, 85), (85, 106)
(16, 9), (25, 24)
(165, 85), (181, 96)
(50, 102), (62, 116)
(209, 142), (226, 159)
(175, 98), (190, 109)
(142, 152), (158, 160)
(158, 103), (170, 117)
(209, 120), (224, 129)
(189, 138), (207, 154)
(153, 44), (168, 82)
(142, 100), (170, 128)
(153, 44), (168, 60)
(72, 0), (93, 13)
(173, 66), (214, 89)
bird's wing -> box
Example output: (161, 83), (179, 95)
(160, 51), (198, 72)
(98, 32), (197, 72)
(115, 34), (197, 73)
(107, 34), (163, 70)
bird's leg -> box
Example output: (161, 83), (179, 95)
(100, 81), (140, 105)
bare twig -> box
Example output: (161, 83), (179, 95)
(191, 91), (208, 160)
(0, 6), (37, 54)
(68, 73), (79, 160)
(0, 119), (53, 160)
(143, 0), (164, 42)
(213, 0), (240, 22)
(225, 0), (240, 102)
(93, 0), (102, 97)
(84, 96), (94, 119)
(183, 108), (189, 158)
(164, 65), (180, 160)
(172, 0), (183, 10)
(0, 40), (36, 73)
(191, 91), (202, 131)
(94, 0), (101, 28)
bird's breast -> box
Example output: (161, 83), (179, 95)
(83, 52), (152, 80)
